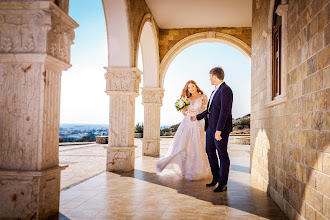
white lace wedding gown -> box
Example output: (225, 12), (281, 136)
(156, 94), (211, 180)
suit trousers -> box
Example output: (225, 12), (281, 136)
(206, 126), (230, 185)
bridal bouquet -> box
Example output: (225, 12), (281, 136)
(175, 97), (190, 111)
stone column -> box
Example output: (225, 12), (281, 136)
(104, 67), (142, 172)
(0, 1), (78, 219)
(141, 88), (164, 156)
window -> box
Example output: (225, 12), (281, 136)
(272, 0), (282, 99)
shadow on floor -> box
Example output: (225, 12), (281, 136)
(115, 162), (287, 219)
(230, 164), (250, 173)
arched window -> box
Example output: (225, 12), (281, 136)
(272, 0), (282, 99)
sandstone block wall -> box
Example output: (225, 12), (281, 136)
(251, 0), (329, 219)
(159, 27), (252, 62)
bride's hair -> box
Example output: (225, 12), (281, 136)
(181, 80), (204, 98)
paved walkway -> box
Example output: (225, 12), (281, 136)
(59, 137), (287, 219)
(59, 139), (171, 189)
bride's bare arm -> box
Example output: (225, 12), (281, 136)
(201, 94), (208, 112)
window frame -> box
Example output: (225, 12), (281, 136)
(265, 0), (288, 108)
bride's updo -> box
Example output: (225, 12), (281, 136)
(181, 80), (204, 98)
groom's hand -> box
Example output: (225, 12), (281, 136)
(215, 131), (222, 141)
(190, 116), (196, 121)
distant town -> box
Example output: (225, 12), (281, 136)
(60, 114), (250, 142)
(59, 124), (108, 142)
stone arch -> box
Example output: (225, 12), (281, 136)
(102, 0), (132, 67)
(136, 13), (159, 87)
(159, 32), (252, 88)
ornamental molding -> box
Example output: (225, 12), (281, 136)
(0, 165), (67, 177)
(141, 88), (164, 105)
(104, 67), (142, 94)
(0, 2), (77, 28)
(0, 54), (71, 70)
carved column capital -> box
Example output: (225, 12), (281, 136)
(104, 67), (142, 96)
(276, 4), (288, 16)
(0, 2), (78, 65)
(141, 87), (165, 106)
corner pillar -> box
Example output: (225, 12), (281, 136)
(104, 67), (142, 171)
(0, 1), (78, 219)
(141, 88), (164, 156)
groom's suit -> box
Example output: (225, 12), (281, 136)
(196, 82), (233, 185)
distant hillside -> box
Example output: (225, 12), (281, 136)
(232, 114), (250, 134)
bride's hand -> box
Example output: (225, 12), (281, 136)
(182, 107), (188, 116)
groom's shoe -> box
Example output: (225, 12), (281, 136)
(206, 180), (218, 187)
(214, 184), (227, 192)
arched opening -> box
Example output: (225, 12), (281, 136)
(136, 15), (163, 156)
(137, 14), (159, 88)
(159, 32), (251, 89)
(161, 42), (251, 131)
(102, 0), (131, 67)
(59, 0), (108, 189)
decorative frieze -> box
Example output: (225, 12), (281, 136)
(0, 10), (50, 54)
(105, 67), (142, 95)
(0, 2), (78, 64)
(141, 87), (164, 106)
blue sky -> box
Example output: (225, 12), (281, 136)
(61, 0), (251, 126)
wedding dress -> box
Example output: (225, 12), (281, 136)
(156, 94), (211, 180)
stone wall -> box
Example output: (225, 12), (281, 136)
(251, 0), (329, 219)
(159, 27), (252, 62)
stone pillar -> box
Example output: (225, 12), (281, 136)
(0, 1), (78, 219)
(141, 88), (164, 156)
(104, 67), (142, 172)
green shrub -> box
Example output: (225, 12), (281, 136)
(135, 122), (144, 133)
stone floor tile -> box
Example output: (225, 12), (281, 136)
(58, 137), (288, 220)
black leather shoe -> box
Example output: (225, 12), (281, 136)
(214, 184), (227, 192)
(206, 180), (218, 187)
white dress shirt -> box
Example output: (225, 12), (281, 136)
(208, 82), (223, 112)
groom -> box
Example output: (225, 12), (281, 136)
(191, 67), (233, 192)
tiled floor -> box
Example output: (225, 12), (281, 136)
(59, 138), (288, 220)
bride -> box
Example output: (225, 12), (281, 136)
(156, 80), (211, 180)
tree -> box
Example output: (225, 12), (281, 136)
(135, 122), (144, 133)
(77, 131), (96, 142)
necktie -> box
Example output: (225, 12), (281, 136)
(207, 90), (215, 112)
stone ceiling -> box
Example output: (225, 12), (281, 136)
(145, 0), (252, 29)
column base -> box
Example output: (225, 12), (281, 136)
(142, 139), (161, 156)
(0, 166), (67, 219)
(104, 146), (137, 172)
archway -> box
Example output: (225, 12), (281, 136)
(137, 14), (164, 156)
(159, 32), (252, 88)
(161, 42), (251, 129)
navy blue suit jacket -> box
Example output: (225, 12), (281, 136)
(196, 82), (233, 135)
